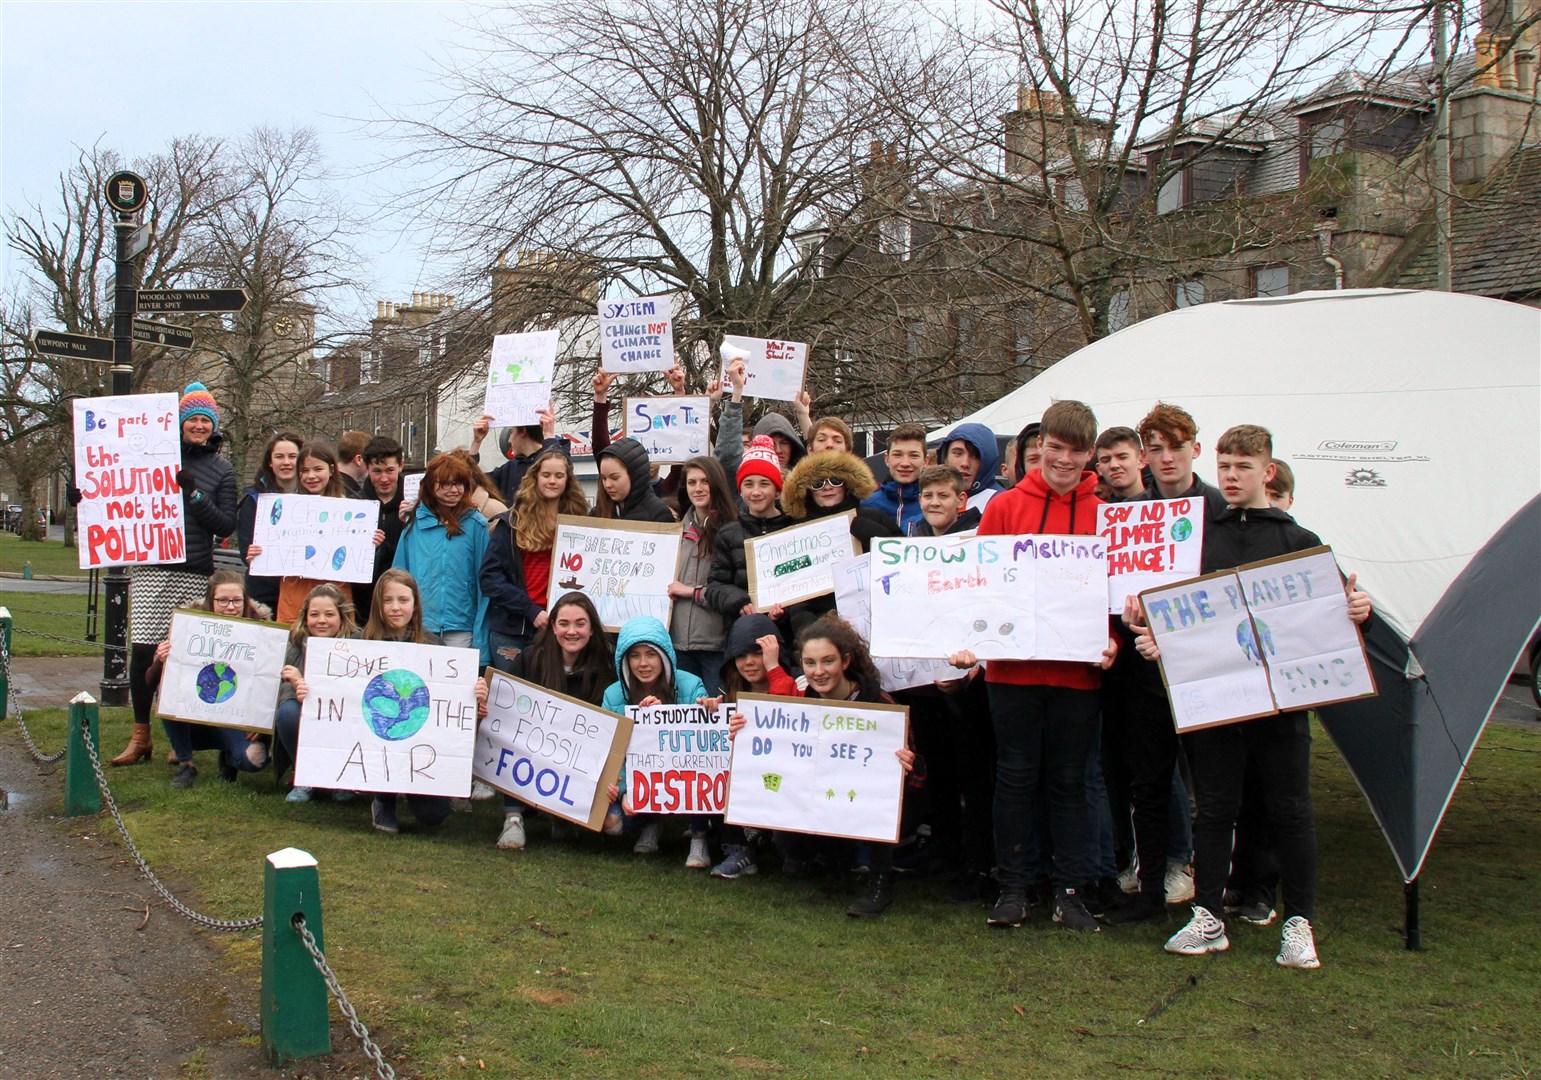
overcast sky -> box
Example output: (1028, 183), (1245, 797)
(1, 0), (477, 321)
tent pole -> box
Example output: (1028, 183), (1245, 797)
(1404, 876), (1421, 950)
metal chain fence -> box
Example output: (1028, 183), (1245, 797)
(293, 915), (398, 1080)
(1, 642), (68, 764)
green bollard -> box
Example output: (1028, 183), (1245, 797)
(1, 607), (11, 719)
(65, 692), (101, 817)
(261, 847), (331, 1065)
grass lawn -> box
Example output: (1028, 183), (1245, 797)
(6, 702), (1539, 1079)
(0, 590), (103, 656)
(0, 532), (90, 577)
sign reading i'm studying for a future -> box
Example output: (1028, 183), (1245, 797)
(547, 515), (682, 631)
(484, 330), (558, 427)
(72, 393), (186, 569)
(294, 637), (480, 797)
(157, 610), (289, 732)
(724, 693), (908, 844)
(868, 533), (1109, 662)
(249, 494), (380, 584)
(474, 670), (632, 829)
(623, 395), (709, 462)
(599, 295), (674, 373)
(624, 702), (733, 815)
(1140, 545), (1376, 732)
(1100, 497), (1204, 613)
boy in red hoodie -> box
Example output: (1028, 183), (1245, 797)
(967, 400), (1117, 932)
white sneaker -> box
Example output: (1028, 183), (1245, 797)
(1117, 855), (1140, 895)
(450, 797), (473, 813)
(496, 812), (526, 850)
(1276, 916), (1321, 969)
(1164, 862), (1195, 904)
(633, 822), (662, 855)
(685, 836), (710, 869)
(470, 779), (496, 801)
(1165, 906), (1230, 955)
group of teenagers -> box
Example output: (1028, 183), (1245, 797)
(104, 365), (1372, 969)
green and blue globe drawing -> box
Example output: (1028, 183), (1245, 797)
(363, 670), (432, 741)
(195, 663), (238, 704)
(1171, 517), (1193, 542)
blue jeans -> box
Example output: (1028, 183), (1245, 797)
(676, 650), (724, 697)
(1168, 766), (1194, 864)
(988, 683), (1099, 891)
(488, 629), (532, 674)
(273, 698), (302, 783)
(161, 718), (266, 770)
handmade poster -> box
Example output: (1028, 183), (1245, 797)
(474, 670), (632, 830)
(156, 610), (289, 732)
(294, 637), (480, 797)
(1100, 497), (1205, 613)
(1140, 545), (1375, 731)
(72, 393), (185, 568)
(249, 494), (380, 585)
(719, 335), (807, 403)
(484, 330), (557, 426)
(623, 395), (710, 462)
(401, 473), (423, 506)
(599, 295), (674, 373)
(624, 701), (733, 815)
(830, 554), (959, 692)
(744, 512), (859, 608)
(547, 515), (683, 631)
(723, 693), (908, 844)
(868, 534), (1108, 661)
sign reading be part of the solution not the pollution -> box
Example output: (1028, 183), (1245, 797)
(624, 702), (733, 815)
(156, 610), (290, 731)
(72, 393), (186, 569)
(474, 670), (632, 829)
(294, 638), (481, 797)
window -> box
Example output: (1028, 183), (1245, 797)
(1157, 172), (1186, 214)
(955, 314), (975, 356)
(1174, 280), (1205, 308)
(796, 232), (831, 278)
(361, 348), (379, 383)
(905, 318), (927, 358)
(1310, 118), (1347, 160)
(1254, 265), (1290, 297)
(1013, 308), (1035, 368)
(1107, 290), (1131, 332)
(1060, 178), (1088, 211)
(879, 217), (912, 260)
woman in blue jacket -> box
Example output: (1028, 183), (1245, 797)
(392, 452), (490, 657)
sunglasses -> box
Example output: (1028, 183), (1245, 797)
(813, 477), (846, 490)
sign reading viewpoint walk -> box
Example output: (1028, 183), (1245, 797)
(744, 512), (858, 608)
(484, 330), (557, 427)
(624, 702), (733, 815)
(599, 295), (674, 373)
(294, 638), (481, 797)
(623, 395), (709, 462)
(547, 515), (682, 631)
(1099, 497), (1205, 613)
(474, 670), (632, 830)
(868, 534), (1108, 661)
(723, 693), (908, 844)
(157, 610), (289, 731)
(719, 335), (807, 403)
(249, 494), (380, 585)
(1141, 545), (1376, 732)
(72, 393), (186, 569)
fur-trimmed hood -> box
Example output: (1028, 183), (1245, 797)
(780, 451), (879, 519)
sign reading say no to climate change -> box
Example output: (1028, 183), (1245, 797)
(72, 393), (185, 569)
(1099, 497), (1204, 613)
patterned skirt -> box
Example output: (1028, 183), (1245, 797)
(129, 567), (209, 644)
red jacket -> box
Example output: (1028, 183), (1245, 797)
(977, 468), (1105, 690)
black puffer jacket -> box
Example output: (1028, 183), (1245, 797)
(703, 508), (793, 618)
(176, 434), (238, 576)
(594, 437), (676, 523)
(236, 476), (291, 608)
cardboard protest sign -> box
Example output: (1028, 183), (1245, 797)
(156, 610), (289, 731)
(723, 693), (908, 844)
(831, 554), (959, 692)
(622, 395), (710, 463)
(1141, 545), (1376, 731)
(624, 702), (733, 815)
(401, 473), (423, 507)
(744, 512), (859, 608)
(1100, 497), (1204, 613)
(484, 330), (557, 426)
(720, 335), (807, 403)
(547, 515), (683, 631)
(294, 638), (480, 797)
(72, 393), (185, 568)
(474, 670), (632, 829)
(249, 494), (380, 584)
(868, 534), (1108, 662)
(599, 295), (674, 373)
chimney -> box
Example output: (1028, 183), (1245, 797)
(376, 300), (386, 318)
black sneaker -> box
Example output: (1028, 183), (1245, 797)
(847, 871), (895, 917)
(1101, 891), (1166, 926)
(1080, 877), (1121, 919)
(1053, 887), (1102, 932)
(987, 891), (1028, 928)
(371, 797), (400, 834)
(170, 763), (197, 790)
(216, 750), (238, 783)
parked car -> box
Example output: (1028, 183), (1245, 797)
(4, 505), (21, 533)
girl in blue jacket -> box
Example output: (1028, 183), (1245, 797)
(601, 616), (710, 865)
(393, 452), (490, 659)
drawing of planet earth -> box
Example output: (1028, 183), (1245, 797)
(195, 663), (238, 704)
(363, 670), (432, 741)
(1171, 517), (1193, 542)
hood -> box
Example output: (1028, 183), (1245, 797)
(613, 615), (678, 695)
(721, 613), (786, 664)
(1015, 467), (1101, 531)
(781, 451), (878, 519)
(596, 437), (655, 515)
(751, 412), (807, 468)
(939, 423), (1002, 497)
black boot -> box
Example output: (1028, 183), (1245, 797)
(846, 870), (895, 917)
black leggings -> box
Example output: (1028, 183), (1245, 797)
(129, 642), (158, 726)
